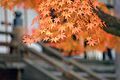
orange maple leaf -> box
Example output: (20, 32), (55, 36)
(72, 27), (81, 34)
(59, 2), (64, 7)
(62, 12), (71, 19)
(58, 26), (66, 32)
(23, 35), (35, 44)
(43, 37), (49, 41)
(45, 31), (53, 36)
(66, 0), (73, 4)
(58, 33), (66, 40)
(68, 8), (76, 13)
(41, 10), (50, 17)
(54, 18), (60, 23)
(67, 22), (74, 29)
(86, 37), (97, 46)
(51, 37), (59, 43)
(86, 23), (94, 30)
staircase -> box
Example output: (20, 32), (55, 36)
(0, 31), (116, 80)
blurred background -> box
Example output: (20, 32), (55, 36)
(0, 0), (120, 80)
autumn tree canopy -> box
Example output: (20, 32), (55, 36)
(0, 0), (120, 56)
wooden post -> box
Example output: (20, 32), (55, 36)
(1, 9), (11, 42)
(24, 8), (28, 32)
(4, 9), (8, 42)
(116, 52), (120, 80)
(17, 69), (21, 80)
(114, 0), (120, 18)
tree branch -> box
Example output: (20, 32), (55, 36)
(97, 9), (120, 36)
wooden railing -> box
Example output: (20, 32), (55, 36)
(0, 31), (115, 80)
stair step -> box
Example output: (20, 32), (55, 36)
(23, 59), (61, 80)
(75, 59), (114, 65)
(82, 64), (115, 73)
(75, 72), (115, 79)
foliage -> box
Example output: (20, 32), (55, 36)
(1, 0), (120, 55)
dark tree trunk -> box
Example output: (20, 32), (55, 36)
(97, 9), (120, 37)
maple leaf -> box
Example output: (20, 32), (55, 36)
(77, 10), (84, 15)
(43, 37), (49, 41)
(41, 10), (50, 17)
(93, 0), (100, 9)
(58, 26), (66, 32)
(45, 31), (53, 36)
(62, 12), (71, 19)
(40, 29), (46, 34)
(59, 2), (64, 7)
(86, 37), (92, 41)
(66, 0), (72, 4)
(72, 27), (81, 34)
(38, 3), (45, 11)
(47, 17), (53, 23)
(54, 18), (60, 23)
(68, 8), (76, 13)
(86, 37), (97, 46)
(50, 23), (56, 29)
(86, 23), (94, 30)
(87, 39), (97, 46)
(23, 35), (35, 44)
(58, 33), (66, 40)
(51, 37), (59, 43)
(67, 22), (74, 29)
(75, 0), (80, 3)
(51, 0), (58, 5)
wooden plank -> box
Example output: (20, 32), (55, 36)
(38, 42), (64, 60)
(0, 31), (13, 35)
(22, 44), (88, 80)
(75, 59), (114, 65)
(24, 59), (61, 80)
(0, 42), (17, 48)
(116, 53), (120, 80)
(68, 60), (107, 80)
(0, 54), (22, 62)
(5, 62), (25, 69)
(0, 42), (11, 46)
(38, 42), (107, 80)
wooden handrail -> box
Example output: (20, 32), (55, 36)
(24, 59), (61, 80)
(38, 42), (107, 80)
(21, 44), (88, 80)
(38, 42), (64, 60)
(0, 42), (17, 48)
(0, 31), (13, 35)
(0, 42), (11, 46)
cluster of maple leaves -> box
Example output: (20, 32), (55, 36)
(0, 0), (120, 55)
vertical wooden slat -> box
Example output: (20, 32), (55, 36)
(4, 9), (8, 43)
(116, 52), (120, 80)
(24, 8), (28, 31)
